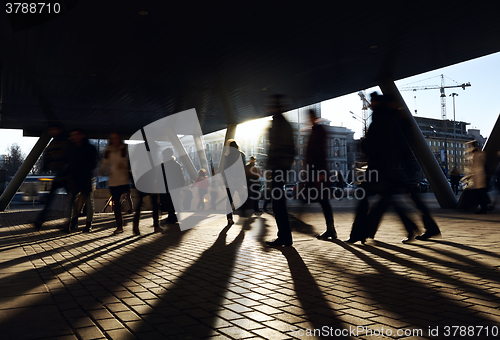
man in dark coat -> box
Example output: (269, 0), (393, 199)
(161, 148), (185, 224)
(68, 129), (97, 232)
(265, 95), (296, 247)
(133, 147), (185, 234)
(346, 93), (440, 243)
(346, 93), (419, 243)
(223, 139), (246, 225)
(306, 109), (337, 240)
(34, 123), (71, 230)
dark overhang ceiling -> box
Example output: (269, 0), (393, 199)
(1, 1), (499, 138)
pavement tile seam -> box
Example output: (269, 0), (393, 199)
(2, 201), (500, 339)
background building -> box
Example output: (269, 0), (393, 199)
(415, 116), (482, 174)
(467, 129), (487, 149)
(290, 121), (354, 183)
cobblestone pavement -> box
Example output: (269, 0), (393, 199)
(1, 194), (500, 340)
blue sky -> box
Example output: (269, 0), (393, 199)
(2, 51), (500, 155)
(322, 51), (500, 139)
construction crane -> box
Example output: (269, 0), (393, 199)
(399, 74), (471, 120)
(352, 90), (371, 137)
(400, 74), (471, 173)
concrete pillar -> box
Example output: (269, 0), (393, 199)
(164, 127), (198, 181)
(0, 129), (52, 211)
(193, 134), (209, 173)
(218, 84), (239, 172)
(483, 113), (500, 178)
(378, 79), (457, 208)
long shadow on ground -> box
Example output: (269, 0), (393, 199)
(335, 242), (498, 339)
(134, 217), (255, 338)
(278, 247), (351, 339)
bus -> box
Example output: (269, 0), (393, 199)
(10, 175), (55, 203)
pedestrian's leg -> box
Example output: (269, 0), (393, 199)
(365, 193), (391, 239)
(125, 192), (133, 213)
(269, 170), (292, 245)
(253, 198), (259, 212)
(83, 192), (94, 232)
(391, 198), (419, 242)
(198, 189), (206, 210)
(476, 188), (489, 213)
(410, 191), (440, 237)
(133, 191), (144, 232)
(251, 183), (261, 212)
(263, 199), (269, 211)
(35, 180), (63, 228)
(69, 192), (80, 231)
(151, 194), (161, 233)
(111, 186), (127, 233)
(164, 192), (178, 223)
(316, 198), (337, 239)
(248, 181), (260, 212)
(226, 188), (234, 226)
(346, 195), (369, 243)
(37, 187), (54, 223)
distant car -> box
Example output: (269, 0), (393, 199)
(329, 182), (356, 198)
(344, 182), (356, 197)
(418, 180), (429, 193)
(284, 184), (296, 198)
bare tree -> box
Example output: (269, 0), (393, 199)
(4, 144), (25, 177)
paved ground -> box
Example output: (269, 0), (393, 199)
(1, 193), (500, 340)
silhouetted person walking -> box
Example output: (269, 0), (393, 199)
(132, 147), (183, 234)
(246, 156), (262, 213)
(346, 93), (422, 243)
(160, 148), (184, 224)
(469, 141), (490, 214)
(34, 123), (71, 230)
(223, 139), (246, 226)
(194, 169), (209, 210)
(306, 109), (337, 240)
(68, 129), (97, 233)
(265, 95), (295, 247)
(102, 132), (131, 234)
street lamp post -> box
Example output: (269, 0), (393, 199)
(450, 93), (458, 168)
(350, 111), (367, 137)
